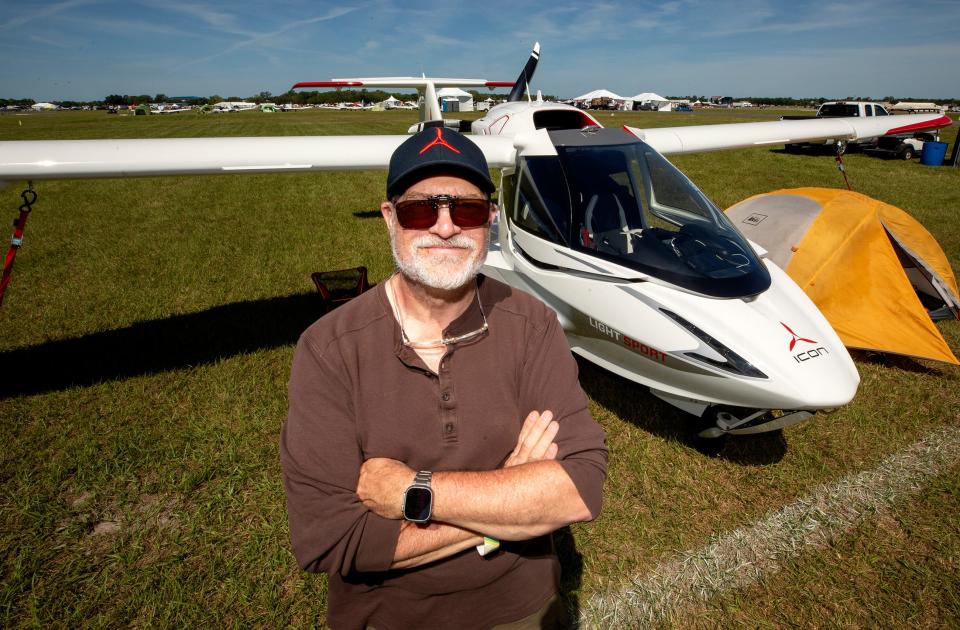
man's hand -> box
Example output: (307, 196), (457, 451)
(357, 457), (414, 520)
(503, 410), (559, 468)
(359, 409), (558, 522)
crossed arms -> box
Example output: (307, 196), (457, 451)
(358, 410), (594, 569)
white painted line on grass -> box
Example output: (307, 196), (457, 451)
(582, 426), (960, 628)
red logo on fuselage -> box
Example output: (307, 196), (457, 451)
(419, 128), (461, 155)
(781, 322), (817, 351)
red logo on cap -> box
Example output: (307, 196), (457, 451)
(781, 322), (817, 351)
(419, 128), (461, 155)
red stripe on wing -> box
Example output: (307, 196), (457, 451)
(885, 115), (953, 135)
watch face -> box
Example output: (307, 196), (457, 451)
(403, 487), (432, 522)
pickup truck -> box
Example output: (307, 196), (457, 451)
(784, 101), (891, 152)
(816, 101), (890, 118)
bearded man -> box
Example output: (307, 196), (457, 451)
(280, 127), (607, 630)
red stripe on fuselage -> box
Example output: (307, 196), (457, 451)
(885, 115), (953, 136)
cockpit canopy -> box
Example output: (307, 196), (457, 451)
(508, 128), (771, 298)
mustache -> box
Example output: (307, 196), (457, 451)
(411, 234), (478, 250)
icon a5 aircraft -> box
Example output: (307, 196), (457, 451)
(1, 44), (953, 437)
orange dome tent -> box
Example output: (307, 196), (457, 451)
(726, 187), (959, 364)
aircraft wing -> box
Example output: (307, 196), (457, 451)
(0, 135), (517, 182)
(627, 113), (953, 155)
(293, 78), (514, 89)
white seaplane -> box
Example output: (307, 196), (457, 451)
(1, 44), (952, 436)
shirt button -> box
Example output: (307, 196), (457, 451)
(441, 392), (450, 401)
(444, 423), (454, 434)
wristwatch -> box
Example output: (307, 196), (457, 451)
(402, 470), (433, 523)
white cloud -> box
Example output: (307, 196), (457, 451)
(0, 0), (100, 31)
(174, 5), (361, 69)
(28, 34), (74, 48)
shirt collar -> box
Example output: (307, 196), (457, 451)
(378, 275), (491, 366)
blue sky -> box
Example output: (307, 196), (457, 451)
(2, 0), (958, 102)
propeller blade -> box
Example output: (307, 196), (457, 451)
(507, 42), (540, 102)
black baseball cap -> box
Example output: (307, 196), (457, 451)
(387, 127), (496, 198)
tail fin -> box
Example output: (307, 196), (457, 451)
(507, 42), (540, 103)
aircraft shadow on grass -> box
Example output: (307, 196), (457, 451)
(2, 290), (785, 463)
(575, 357), (788, 464)
(0, 292), (325, 400)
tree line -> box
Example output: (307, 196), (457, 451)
(4, 93), (958, 109)
(3, 90), (428, 108)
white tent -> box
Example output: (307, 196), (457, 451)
(624, 92), (672, 111)
(627, 92), (668, 102)
(437, 87), (473, 112)
(381, 95), (402, 109)
(31, 102), (58, 111)
(572, 89), (624, 102)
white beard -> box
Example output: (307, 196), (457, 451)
(389, 222), (489, 291)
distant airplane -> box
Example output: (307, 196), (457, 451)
(150, 105), (192, 114)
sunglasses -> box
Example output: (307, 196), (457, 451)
(394, 195), (491, 230)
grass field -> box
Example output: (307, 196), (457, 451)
(1, 108), (958, 628)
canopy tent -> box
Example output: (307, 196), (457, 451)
(572, 89), (624, 102)
(380, 95), (402, 109)
(623, 92), (671, 111)
(726, 188), (959, 364)
(436, 87), (474, 112)
(627, 92), (668, 102)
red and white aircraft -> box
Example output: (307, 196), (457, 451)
(0, 44), (952, 436)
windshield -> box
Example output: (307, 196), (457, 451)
(514, 132), (771, 298)
(818, 103), (859, 117)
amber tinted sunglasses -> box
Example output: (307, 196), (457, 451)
(394, 195), (491, 230)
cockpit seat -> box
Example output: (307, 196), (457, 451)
(583, 189), (641, 255)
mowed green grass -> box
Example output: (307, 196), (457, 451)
(1, 109), (958, 628)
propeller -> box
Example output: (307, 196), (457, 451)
(506, 42), (540, 102)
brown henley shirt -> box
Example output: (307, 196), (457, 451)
(280, 275), (607, 630)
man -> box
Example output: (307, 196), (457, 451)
(280, 127), (607, 629)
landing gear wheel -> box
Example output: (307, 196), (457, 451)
(691, 412), (729, 456)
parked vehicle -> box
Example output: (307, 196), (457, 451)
(784, 101), (890, 152)
(816, 101), (889, 118)
(864, 131), (940, 160)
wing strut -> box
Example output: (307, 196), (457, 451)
(833, 142), (852, 190)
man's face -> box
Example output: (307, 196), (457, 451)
(382, 174), (497, 291)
